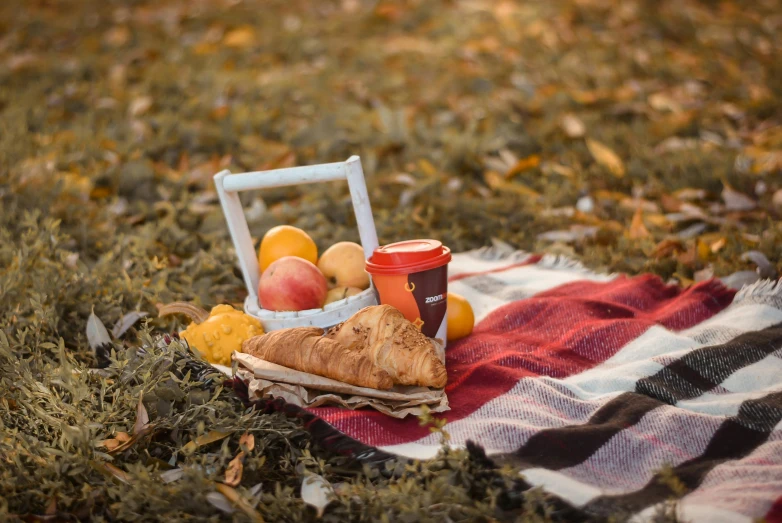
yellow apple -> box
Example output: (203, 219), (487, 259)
(317, 241), (370, 289)
(324, 286), (364, 305)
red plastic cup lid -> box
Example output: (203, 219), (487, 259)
(366, 239), (451, 275)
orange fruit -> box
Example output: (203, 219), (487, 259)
(447, 292), (474, 341)
(258, 225), (318, 273)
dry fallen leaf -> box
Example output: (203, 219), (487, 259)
(694, 265), (714, 282)
(223, 26), (257, 48)
(644, 214), (670, 229)
(676, 244), (698, 269)
(104, 26), (130, 47)
(483, 171), (541, 198)
(206, 491), (235, 514)
(742, 233), (761, 244)
(654, 137), (703, 155)
(383, 173), (418, 186)
(104, 430), (129, 443)
(506, 155), (541, 177)
(660, 193), (683, 213)
(648, 92), (682, 113)
(301, 474), (333, 518)
(111, 311), (148, 339)
(772, 188), (782, 208)
(92, 461), (131, 484)
(721, 270), (760, 290)
(677, 222), (708, 240)
(543, 162), (576, 178)
(99, 431), (139, 454)
(100, 438), (121, 452)
(586, 139), (625, 177)
(224, 433), (255, 486)
(697, 239), (711, 260)
(133, 397), (150, 435)
(160, 468), (185, 484)
(628, 207), (650, 239)
(721, 182), (756, 211)
(128, 96), (153, 117)
(537, 226), (598, 243)
(45, 496), (57, 516)
(418, 159), (438, 176)
(741, 251), (777, 279)
(561, 114), (586, 138)
(593, 190), (627, 202)
(63, 252), (80, 270)
(182, 430), (232, 454)
(620, 198), (659, 213)
(652, 238), (684, 259)
(673, 188), (707, 201)
(239, 433), (255, 451)
(710, 237), (727, 253)
(7, 52), (40, 72)
(108, 64), (127, 91)
(215, 483), (265, 522)
(499, 149), (518, 168)
(541, 206), (575, 218)
(673, 273), (695, 287)
(576, 196), (594, 213)
(665, 203), (709, 224)
(224, 453), (244, 487)
(86, 309), (111, 351)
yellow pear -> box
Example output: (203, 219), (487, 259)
(317, 241), (370, 289)
(324, 286), (364, 305)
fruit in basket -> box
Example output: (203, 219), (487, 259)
(446, 292), (475, 341)
(258, 225), (318, 273)
(324, 286), (363, 305)
(158, 302), (263, 366)
(317, 241), (370, 289)
(258, 256), (328, 311)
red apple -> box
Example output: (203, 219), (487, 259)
(258, 256), (328, 311)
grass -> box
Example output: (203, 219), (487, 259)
(1, 0), (780, 520)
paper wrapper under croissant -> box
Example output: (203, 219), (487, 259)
(233, 353), (449, 419)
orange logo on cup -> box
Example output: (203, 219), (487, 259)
(366, 240), (451, 340)
(372, 273), (421, 329)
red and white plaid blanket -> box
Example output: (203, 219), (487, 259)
(310, 247), (782, 522)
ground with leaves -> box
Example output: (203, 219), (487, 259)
(1, 0), (781, 521)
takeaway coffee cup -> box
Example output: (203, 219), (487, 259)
(365, 239), (452, 347)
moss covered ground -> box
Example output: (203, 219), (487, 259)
(1, 0), (780, 520)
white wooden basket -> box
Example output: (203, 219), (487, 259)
(213, 155), (379, 331)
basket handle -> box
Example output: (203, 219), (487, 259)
(213, 156), (379, 306)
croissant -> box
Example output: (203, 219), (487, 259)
(325, 305), (448, 389)
(242, 327), (393, 390)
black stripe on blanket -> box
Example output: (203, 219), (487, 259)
(583, 389), (782, 516)
(507, 392), (660, 470)
(637, 323), (782, 404)
(495, 323), (782, 471)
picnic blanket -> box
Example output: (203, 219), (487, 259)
(310, 247), (782, 522)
